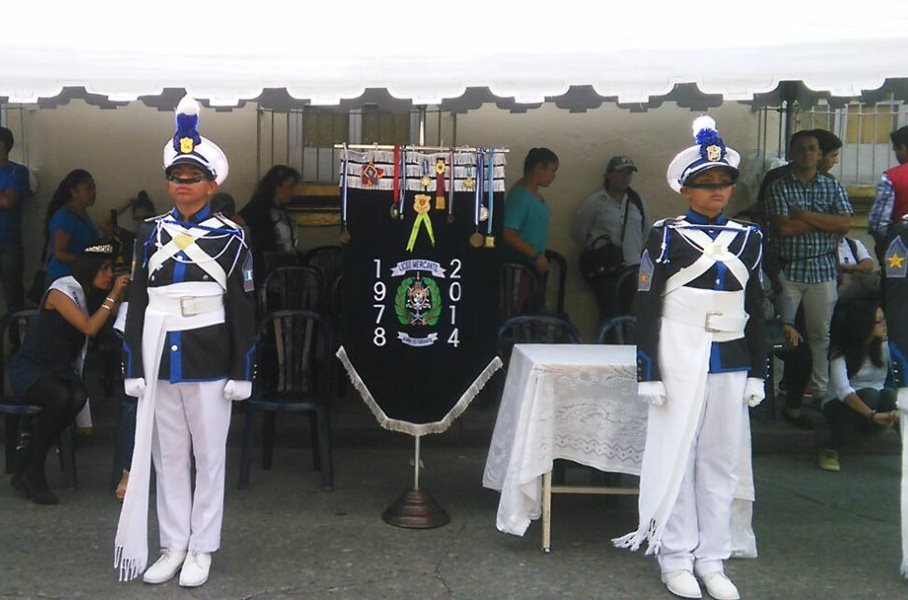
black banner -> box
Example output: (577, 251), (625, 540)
(338, 149), (504, 434)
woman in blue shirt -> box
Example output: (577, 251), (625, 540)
(44, 169), (101, 286)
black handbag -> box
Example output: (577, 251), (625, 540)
(578, 188), (646, 284)
(766, 316), (792, 353)
(579, 234), (624, 282)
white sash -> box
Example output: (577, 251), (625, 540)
(47, 276), (92, 427)
(147, 218), (230, 290)
(664, 227), (750, 295)
(114, 283), (225, 581)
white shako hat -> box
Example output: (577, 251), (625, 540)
(666, 116), (740, 193)
(162, 95), (229, 186)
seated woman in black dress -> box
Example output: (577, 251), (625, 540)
(9, 244), (129, 504)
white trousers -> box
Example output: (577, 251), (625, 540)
(151, 379), (231, 554)
(658, 371), (747, 577)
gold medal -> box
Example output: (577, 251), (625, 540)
(464, 175), (475, 191)
(469, 232), (484, 248)
(435, 196), (446, 211)
(484, 235), (496, 249)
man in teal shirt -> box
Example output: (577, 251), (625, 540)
(503, 147), (558, 274)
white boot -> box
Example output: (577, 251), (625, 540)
(662, 570), (702, 599)
(179, 551), (211, 587)
(701, 572), (740, 600)
(142, 549), (187, 584)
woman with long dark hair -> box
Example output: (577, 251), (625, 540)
(44, 169), (101, 286)
(8, 245), (129, 503)
(238, 165), (300, 279)
(819, 300), (899, 471)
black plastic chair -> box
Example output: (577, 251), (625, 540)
(499, 262), (545, 320)
(259, 266), (324, 314)
(239, 310), (334, 491)
(596, 316), (637, 345)
(543, 250), (568, 317)
(301, 245), (343, 312)
(615, 267), (639, 316)
(0, 310), (76, 488)
(495, 315), (583, 398)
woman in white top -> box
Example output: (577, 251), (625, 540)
(820, 300), (899, 471)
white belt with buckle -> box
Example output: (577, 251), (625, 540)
(662, 288), (748, 341)
(147, 293), (224, 317)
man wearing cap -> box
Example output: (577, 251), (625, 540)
(0, 126), (29, 318)
(613, 117), (766, 600)
(572, 155), (650, 319)
(765, 130), (852, 408)
(114, 96), (256, 588)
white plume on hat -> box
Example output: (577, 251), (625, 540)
(162, 94), (229, 186)
(665, 115), (740, 193)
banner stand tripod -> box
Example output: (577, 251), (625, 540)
(382, 434), (450, 529)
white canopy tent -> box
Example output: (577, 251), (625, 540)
(4, 0), (908, 108)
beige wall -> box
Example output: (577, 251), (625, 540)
(6, 99), (767, 338)
(454, 102), (765, 337)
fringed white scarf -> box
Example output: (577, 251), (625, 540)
(612, 316), (713, 555)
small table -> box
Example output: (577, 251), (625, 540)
(482, 344), (647, 551)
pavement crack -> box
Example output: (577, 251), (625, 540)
(754, 477), (896, 524)
(433, 519), (468, 598)
(240, 586), (303, 599)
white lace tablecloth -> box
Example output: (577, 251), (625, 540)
(482, 344), (646, 536)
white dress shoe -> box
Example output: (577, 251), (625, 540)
(701, 572), (740, 600)
(662, 570), (702, 599)
(142, 549), (187, 584)
(179, 551), (211, 587)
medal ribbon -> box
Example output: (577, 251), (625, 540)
(341, 146), (349, 230)
(392, 145), (400, 215)
(406, 211), (436, 251)
(486, 150), (494, 235)
(447, 150), (455, 219)
(474, 151), (482, 230)
(435, 159), (446, 206)
(399, 147), (407, 220)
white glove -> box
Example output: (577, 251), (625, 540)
(744, 377), (766, 407)
(638, 381), (667, 407)
(124, 377), (146, 398)
(224, 380), (253, 401)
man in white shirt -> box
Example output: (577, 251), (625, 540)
(836, 236), (879, 304)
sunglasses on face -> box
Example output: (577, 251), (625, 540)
(166, 174), (208, 185)
(684, 181), (736, 191)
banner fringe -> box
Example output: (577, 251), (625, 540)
(335, 346), (502, 436)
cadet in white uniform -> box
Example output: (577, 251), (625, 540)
(614, 117), (767, 600)
(114, 96), (256, 587)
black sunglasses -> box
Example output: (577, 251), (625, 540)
(166, 174), (208, 185)
(684, 181), (736, 191)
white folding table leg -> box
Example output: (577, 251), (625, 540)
(542, 470), (552, 553)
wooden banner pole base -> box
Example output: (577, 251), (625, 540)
(382, 487), (450, 529)
(382, 434), (450, 529)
